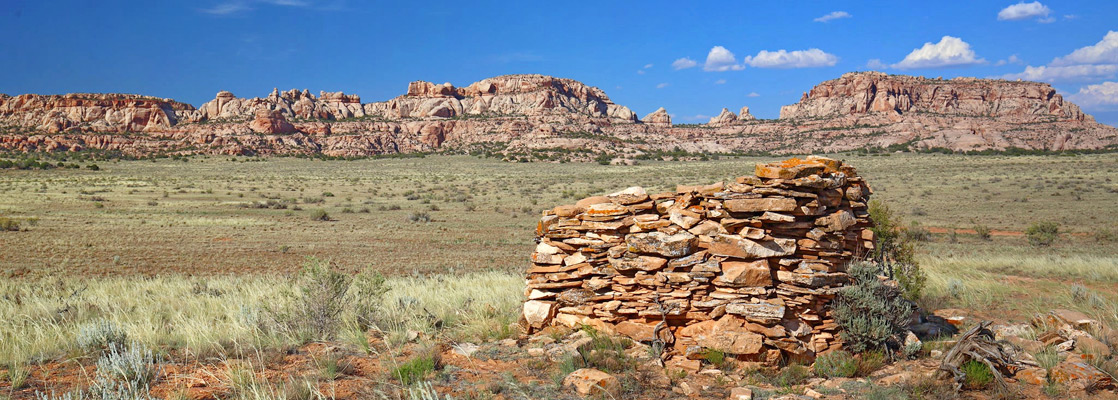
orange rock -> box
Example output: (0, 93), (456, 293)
(1014, 367), (1048, 386)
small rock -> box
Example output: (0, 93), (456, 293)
(452, 342), (479, 357)
(1051, 355), (1114, 391)
(527, 348), (545, 357)
(1014, 367), (1048, 386)
(563, 368), (621, 398)
(728, 386), (755, 397)
(804, 388), (824, 399)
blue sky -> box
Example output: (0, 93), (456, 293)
(2, 1), (1117, 125)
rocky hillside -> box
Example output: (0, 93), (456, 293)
(1, 72), (1115, 157)
(780, 71), (1086, 122)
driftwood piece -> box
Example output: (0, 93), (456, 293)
(935, 320), (1034, 392)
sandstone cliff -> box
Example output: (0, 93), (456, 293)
(0, 93), (196, 133)
(1, 72), (1115, 158)
(780, 71), (1085, 122)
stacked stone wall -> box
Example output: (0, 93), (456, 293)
(522, 156), (875, 363)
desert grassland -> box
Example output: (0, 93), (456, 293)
(0, 153), (1117, 368)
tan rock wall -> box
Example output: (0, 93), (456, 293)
(522, 156), (875, 363)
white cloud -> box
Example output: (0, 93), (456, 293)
(672, 57), (698, 70)
(656, 83), (670, 89)
(866, 59), (887, 69)
(1051, 31), (1118, 66)
(892, 36), (985, 69)
(704, 46), (745, 72)
(715, 79), (727, 85)
(747, 92), (761, 97)
(637, 70), (645, 75)
(997, 1), (1052, 21)
(201, 0), (314, 14)
(201, 1), (251, 14)
(1001, 31), (1118, 82)
(744, 49), (838, 68)
(1000, 64), (1118, 82)
(1068, 81), (1118, 108)
(643, 63), (653, 69)
(814, 11), (851, 23)
(996, 54), (1024, 66)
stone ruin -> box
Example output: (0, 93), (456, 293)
(522, 156), (875, 364)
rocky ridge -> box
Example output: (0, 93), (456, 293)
(1, 72), (1116, 157)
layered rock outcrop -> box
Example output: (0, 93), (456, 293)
(1, 72), (1116, 157)
(780, 71), (1086, 122)
(523, 156), (874, 363)
(365, 74), (639, 121)
(0, 93), (196, 133)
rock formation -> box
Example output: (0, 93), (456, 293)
(0, 93), (196, 133)
(708, 108), (737, 126)
(642, 107), (671, 127)
(1, 72), (1116, 157)
(780, 71), (1085, 122)
(739, 106), (756, 121)
(523, 156), (874, 363)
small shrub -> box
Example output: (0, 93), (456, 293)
(1096, 229), (1117, 242)
(393, 354), (438, 385)
(833, 262), (914, 353)
(700, 348), (727, 368)
(76, 319), (128, 352)
(263, 258), (351, 343)
(94, 342), (162, 395)
(0, 217), (21, 232)
(310, 209), (330, 221)
(350, 267), (391, 331)
(868, 200), (925, 301)
(961, 360), (993, 389)
(973, 223), (991, 240)
(86, 164), (100, 171)
(1026, 221), (1059, 246)
(857, 351), (886, 377)
(408, 212), (431, 223)
(814, 350), (857, 378)
(772, 364), (812, 387)
(559, 327), (635, 376)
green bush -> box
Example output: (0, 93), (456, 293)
(1026, 221), (1059, 246)
(961, 360), (993, 389)
(393, 354), (437, 385)
(833, 262), (914, 353)
(814, 350), (857, 378)
(868, 200), (926, 301)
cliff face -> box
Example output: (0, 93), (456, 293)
(1, 72), (1115, 158)
(0, 93), (197, 133)
(780, 71), (1086, 122)
(364, 74), (639, 121)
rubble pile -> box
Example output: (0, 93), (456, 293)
(522, 156), (875, 363)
